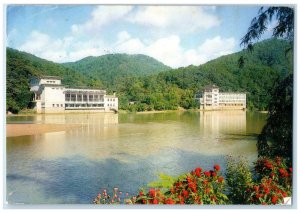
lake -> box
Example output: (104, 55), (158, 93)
(6, 111), (267, 204)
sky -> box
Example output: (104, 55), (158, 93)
(6, 5), (275, 68)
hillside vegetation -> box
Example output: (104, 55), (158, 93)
(62, 54), (171, 88)
(6, 39), (292, 113)
(115, 39), (293, 111)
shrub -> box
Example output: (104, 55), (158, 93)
(226, 156), (253, 204)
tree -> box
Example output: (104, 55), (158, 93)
(241, 7), (294, 48)
(241, 6), (294, 160)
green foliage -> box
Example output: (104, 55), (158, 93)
(241, 7), (294, 48)
(147, 173), (179, 190)
(225, 156), (254, 204)
(257, 74), (293, 160)
(62, 53), (171, 88)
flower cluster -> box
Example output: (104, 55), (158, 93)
(93, 187), (131, 204)
(134, 164), (228, 205)
(93, 158), (292, 205)
(246, 177), (289, 205)
(254, 156), (292, 191)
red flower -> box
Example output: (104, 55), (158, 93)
(205, 188), (211, 194)
(264, 188), (270, 195)
(264, 161), (273, 170)
(202, 179), (208, 185)
(256, 193), (262, 199)
(152, 199), (158, 204)
(279, 168), (286, 175)
(170, 187), (175, 194)
(165, 198), (174, 204)
(262, 202), (267, 205)
(271, 196), (278, 204)
(214, 164), (221, 171)
(253, 185), (259, 192)
(142, 199), (147, 204)
(195, 167), (202, 177)
(217, 176), (224, 183)
(270, 173), (275, 178)
(282, 192), (287, 197)
(139, 191), (144, 196)
(149, 188), (156, 197)
(211, 172), (217, 177)
(182, 190), (189, 198)
(204, 171), (211, 177)
(186, 176), (192, 183)
(289, 168), (293, 173)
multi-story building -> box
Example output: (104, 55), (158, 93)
(30, 76), (118, 113)
(195, 85), (246, 110)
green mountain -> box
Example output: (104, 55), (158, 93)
(115, 39), (293, 111)
(158, 39), (293, 110)
(6, 38), (293, 113)
(62, 54), (171, 88)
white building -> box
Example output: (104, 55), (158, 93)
(30, 76), (118, 113)
(195, 85), (246, 110)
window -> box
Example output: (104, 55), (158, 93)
(83, 95), (87, 101)
(53, 104), (55, 107)
(61, 104), (63, 107)
(57, 104), (59, 107)
(65, 94), (70, 101)
(71, 94), (76, 101)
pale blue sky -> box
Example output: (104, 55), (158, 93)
(6, 5), (274, 68)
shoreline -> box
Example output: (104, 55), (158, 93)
(6, 109), (268, 117)
(6, 123), (81, 137)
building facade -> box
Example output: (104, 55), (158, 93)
(195, 85), (246, 110)
(30, 76), (118, 113)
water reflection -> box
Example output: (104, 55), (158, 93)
(6, 111), (267, 204)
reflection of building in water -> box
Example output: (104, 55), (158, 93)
(30, 113), (119, 159)
(30, 76), (118, 113)
(200, 111), (246, 135)
(195, 85), (246, 110)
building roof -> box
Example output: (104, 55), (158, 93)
(41, 84), (65, 87)
(40, 75), (63, 80)
(204, 84), (219, 90)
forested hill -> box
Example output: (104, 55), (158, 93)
(161, 39), (292, 108)
(115, 39), (293, 111)
(6, 48), (101, 113)
(62, 54), (171, 87)
(6, 38), (293, 113)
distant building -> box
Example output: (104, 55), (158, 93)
(195, 85), (246, 110)
(30, 76), (118, 113)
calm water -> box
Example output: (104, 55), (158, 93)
(6, 111), (267, 204)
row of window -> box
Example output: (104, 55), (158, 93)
(52, 104), (64, 107)
(66, 104), (104, 107)
(65, 94), (104, 102)
(51, 87), (63, 90)
(47, 80), (57, 84)
(47, 103), (116, 108)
